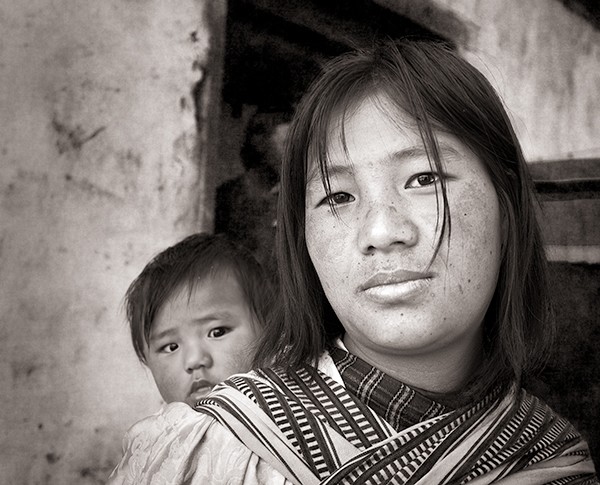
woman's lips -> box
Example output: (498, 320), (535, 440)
(363, 278), (432, 303)
(360, 270), (433, 304)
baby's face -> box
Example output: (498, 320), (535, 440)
(145, 273), (259, 407)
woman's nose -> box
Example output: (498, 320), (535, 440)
(357, 201), (419, 254)
(185, 345), (212, 372)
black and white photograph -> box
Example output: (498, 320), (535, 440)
(1, 1), (599, 483)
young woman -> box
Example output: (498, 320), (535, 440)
(109, 39), (597, 485)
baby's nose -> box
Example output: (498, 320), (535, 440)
(185, 345), (212, 372)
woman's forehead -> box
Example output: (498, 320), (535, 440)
(341, 94), (419, 142)
(305, 94), (420, 173)
(304, 102), (484, 191)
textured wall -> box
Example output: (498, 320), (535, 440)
(379, 0), (600, 162)
(449, 0), (600, 162)
(0, 1), (224, 483)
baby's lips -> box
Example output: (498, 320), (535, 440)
(189, 386), (212, 403)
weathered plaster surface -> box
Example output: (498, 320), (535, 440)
(377, 0), (599, 160)
(432, 0), (600, 161)
(0, 1), (224, 483)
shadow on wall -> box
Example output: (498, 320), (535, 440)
(529, 158), (600, 467)
(537, 262), (600, 467)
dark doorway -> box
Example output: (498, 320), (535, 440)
(222, 0), (446, 115)
(215, 0), (444, 269)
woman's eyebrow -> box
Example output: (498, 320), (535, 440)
(388, 143), (462, 163)
(306, 143), (463, 186)
(306, 164), (354, 186)
(389, 146), (428, 162)
(437, 143), (463, 161)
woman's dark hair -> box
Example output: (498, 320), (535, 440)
(125, 232), (275, 363)
(254, 39), (554, 401)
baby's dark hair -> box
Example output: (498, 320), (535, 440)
(124, 232), (275, 363)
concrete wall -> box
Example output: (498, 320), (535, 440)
(0, 1), (225, 483)
(380, 0), (600, 162)
(458, 1), (599, 162)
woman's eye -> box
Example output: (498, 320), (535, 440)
(159, 343), (179, 354)
(321, 192), (355, 206)
(208, 327), (229, 338)
(406, 172), (440, 188)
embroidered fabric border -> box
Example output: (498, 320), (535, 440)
(196, 357), (597, 484)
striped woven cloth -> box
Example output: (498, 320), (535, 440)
(197, 353), (597, 485)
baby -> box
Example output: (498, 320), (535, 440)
(124, 232), (274, 407)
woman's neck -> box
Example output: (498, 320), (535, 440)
(341, 332), (483, 395)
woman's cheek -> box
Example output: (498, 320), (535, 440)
(306, 213), (337, 258)
(449, 182), (502, 291)
(306, 215), (347, 289)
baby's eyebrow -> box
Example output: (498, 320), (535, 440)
(150, 312), (237, 342)
(149, 328), (176, 343)
(191, 312), (234, 324)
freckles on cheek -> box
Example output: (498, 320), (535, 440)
(444, 187), (498, 271)
(450, 181), (502, 291)
(308, 238), (330, 265)
(454, 182), (499, 241)
(306, 215), (338, 259)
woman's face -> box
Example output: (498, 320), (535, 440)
(304, 95), (502, 383)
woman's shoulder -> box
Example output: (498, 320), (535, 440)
(515, 386), (581, 430)
(507, 387), (595, 464)
(108, 403), (288, 484)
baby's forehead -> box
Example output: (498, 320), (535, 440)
(154, 271), (257, 319)
(173, 267), (243, 298)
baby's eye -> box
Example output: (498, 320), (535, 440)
(320, 192), (355, 206)
(405, 172), (440, 188)
(159, 343), (179, 354)
(208, 327), (229, 338)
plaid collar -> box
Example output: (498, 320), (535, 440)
(329, 346), (456, 432)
